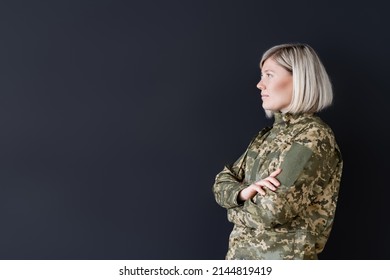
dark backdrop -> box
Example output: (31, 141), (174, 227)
(0, 0), (389, 260)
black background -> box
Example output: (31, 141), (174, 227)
(0, 0), (389, 260)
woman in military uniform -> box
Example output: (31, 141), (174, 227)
(212, 43), (343, 260)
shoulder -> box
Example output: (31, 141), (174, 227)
(293, 116), (338, 155)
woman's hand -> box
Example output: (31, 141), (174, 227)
(238, 168), (282, 202)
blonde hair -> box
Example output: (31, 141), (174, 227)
(260, 43), (333, 117)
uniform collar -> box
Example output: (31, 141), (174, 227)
(273, 112), (315, 127)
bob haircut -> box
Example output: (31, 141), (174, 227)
(260, 43), (333, 118)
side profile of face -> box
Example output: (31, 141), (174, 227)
(257, 58), (293, 113)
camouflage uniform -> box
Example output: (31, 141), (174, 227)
(213, 113), (343, 260)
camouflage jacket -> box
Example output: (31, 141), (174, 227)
(212, 113), (343, 260)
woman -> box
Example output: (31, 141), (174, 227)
(212, 43), (343, 260)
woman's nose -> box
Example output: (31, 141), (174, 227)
(257, 80), (265, 90)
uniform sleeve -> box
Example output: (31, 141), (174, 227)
(212, 127), (271, 210)
(236, 126), (340, 229)
(212, 151), (249, 209)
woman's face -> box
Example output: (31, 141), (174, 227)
(257, 58), (293, 113)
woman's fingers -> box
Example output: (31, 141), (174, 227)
(254, 180), (275, 191)
(252, 184), (266, 196)
(253, 168), (282, 195)
(267, 176), (280, 187)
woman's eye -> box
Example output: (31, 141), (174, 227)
(260, 73), (273, 79)
(261, 73), (272, 78)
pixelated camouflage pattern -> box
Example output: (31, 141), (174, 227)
(212, 113), (343, 260)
